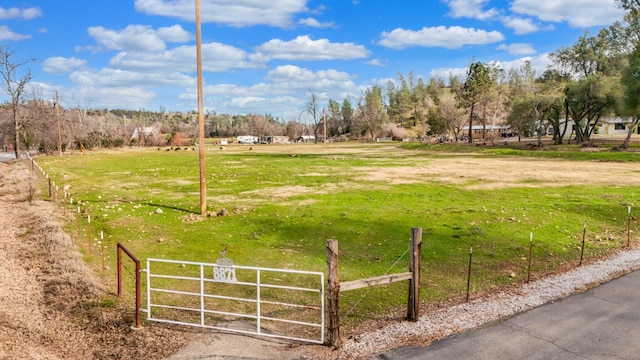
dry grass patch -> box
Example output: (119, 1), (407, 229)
(353, 157), (640, 189)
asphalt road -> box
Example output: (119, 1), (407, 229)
(373, 269), (640, 359)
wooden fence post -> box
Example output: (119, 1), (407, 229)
(407, 227), (422, 321)
(326, 239), (341, 348)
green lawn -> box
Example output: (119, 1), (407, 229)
(35, 142), (639, 328)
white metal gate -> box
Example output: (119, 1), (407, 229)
(143, 258), (325, 344)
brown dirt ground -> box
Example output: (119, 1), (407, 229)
(0, 161), (190, 360)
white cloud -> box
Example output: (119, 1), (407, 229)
(252, 35), (370, 61)
(430, 53), (553, 81)
(69, 68), (193, 88)
(110, 42), (256, 72)
(71, 86), (158, 109)
(177, 65), (359, 118)
(489, 54), (553, 77)
(366, 58), (387, 67)
(43, 57), (88, 74)
(442, 0), (499, 20)
(228, 96), (269, 108)
(265, 65), (356, 91)
(501, 16), (547, 35)
(87, 24), (190, 52)
(0, 25), (31, 41)
(134, 0), (308, 27)
(510, 0), (624, 27)
(156, 25), (192, 43)
(0, 6), (42, 20)
(378, 26), (504, 49)
(497, 43), (536, 55)
(298, 18), (335, 28)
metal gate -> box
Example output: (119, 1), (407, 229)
(143, 258), (325, 344)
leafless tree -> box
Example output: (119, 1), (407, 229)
(305, 89), (321, 142)
(0, 46), (34, 159)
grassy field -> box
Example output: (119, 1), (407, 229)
(34, 141), (640, 328)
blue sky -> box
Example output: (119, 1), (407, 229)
(0, 0), (625, 121)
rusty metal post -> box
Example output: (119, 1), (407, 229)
(407, 227), (422, 321)
(117, 243), (122, 296)
(117, 242), (142, 329)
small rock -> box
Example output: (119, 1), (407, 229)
(155, 208), (163, 214)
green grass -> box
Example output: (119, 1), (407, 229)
(36, 143), (638, 328)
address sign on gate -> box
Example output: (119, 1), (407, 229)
(213, 257), (238, 283)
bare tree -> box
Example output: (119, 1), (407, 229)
(305, 89), (321, 142)
(0, 46), (34, 159)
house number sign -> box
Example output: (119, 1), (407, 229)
(213, 257), (237, 283)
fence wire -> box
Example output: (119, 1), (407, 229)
(344, 242), (410, 318)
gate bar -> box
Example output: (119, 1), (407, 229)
(117, 242), (142, 329)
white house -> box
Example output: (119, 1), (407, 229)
(130, 126), (161, 145)
(546, 117), (637, 136)
(597, 117), (637, 135)
(297, 135), (316, 143)
(236, 135), (258, 144)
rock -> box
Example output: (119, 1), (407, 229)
(155, 208), (163, 214)
(218, 208), (229, 216)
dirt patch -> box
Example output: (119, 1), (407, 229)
(0, 161), (190, 359)
(354, 157), (640, 189)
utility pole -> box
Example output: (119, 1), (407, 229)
(323, 108), (327, 145)
(55, 91), (62, 156)
(195, 0), (207, 215)
(196, 0), (207, 215)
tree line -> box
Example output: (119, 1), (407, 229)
(2, 0), (640, 158)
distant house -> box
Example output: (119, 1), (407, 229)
(545, 117), (638, 137)
(461, 125), (512, 139)
(130, 126), (162, 146)
(237, 135), (259, 144)
(296, 135), (316, 143)
(597, 117), (638, 135)
(263, 135), (290, 144)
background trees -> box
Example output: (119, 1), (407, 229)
(458, 62), (493, 143)
(355, 86), (387, 140)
